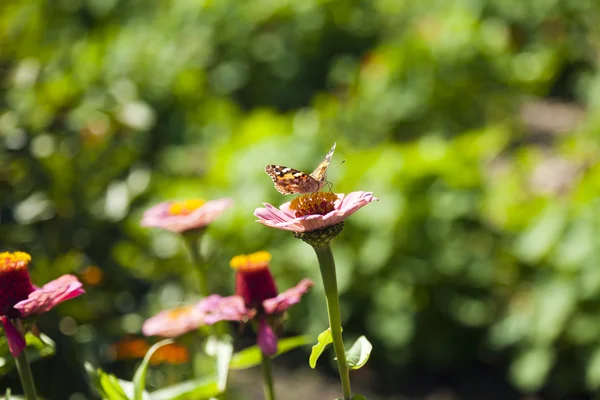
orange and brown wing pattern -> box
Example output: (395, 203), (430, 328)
(264, 165), (321, 195)
(265, 142), (336, 195)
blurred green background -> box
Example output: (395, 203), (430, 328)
(2, 0), (600, 398)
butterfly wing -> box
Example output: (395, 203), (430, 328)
(309, 142), (336, 185)
(265, 165), (321, 195)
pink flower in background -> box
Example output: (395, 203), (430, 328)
(142, 251), (313, 356)
(141, 198), (233, 233)
(254, 191), (377, 233)
(141, 305), (206, 338)
(0, 252), (84, 357)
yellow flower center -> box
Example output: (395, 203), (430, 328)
(167, 305), (195, 319)
(289, 192), (338, 217)
(230, 251), (272, 272)
(168, 199), (206, 216)
(0, 252), (31, 272)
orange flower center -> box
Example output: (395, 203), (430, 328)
(168, 199), (206, 216)
(289, 192), (338, 217)
(167, 306), (195, 319)
(230, 251), (272, 272)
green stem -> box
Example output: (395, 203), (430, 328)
(15, 350), (37, 400)
(261, 353), (276, 400)
(313, 245), (352, 400)
(183, 230), (209, 297)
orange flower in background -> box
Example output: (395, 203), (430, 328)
(151, 343), (189, 365)
(111, 337), (149, 360)
(81, 265), (103, 286)
(111, 337), (189, 365)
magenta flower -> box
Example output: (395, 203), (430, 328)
(254, 191), (377, 233)
(0, 252), (84, 357)
(201, 251), (313, 356)
(141, 251), (313, 356)
(141, 198), (233, 233)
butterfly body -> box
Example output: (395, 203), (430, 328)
(265, 143), (336, 195)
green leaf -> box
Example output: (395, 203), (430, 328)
(345, 336), (372, 370)
(0, 333), (56, 376)
(85, 362), (130, 400)
(149, 376), (221, 400)
(514, 204), (566, 263)
(26, 333), (56, 359)
(352, 394), (368, 399)
(4, 388), (10, 400)
(133, 339), (174, 400)
(309, 328), (333, 369)
(230, 335), (311, 370)
(586, 347), (600, 389)
(509, 346), (554, 392)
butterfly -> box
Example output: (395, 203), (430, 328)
(265, 142), (337, 195)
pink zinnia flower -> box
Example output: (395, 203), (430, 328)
(203, 251), (313, 356)
(0, 252), (85, 357)
(141, 198), (233, 233)
(141, 305), (206, 338)
(254, 191), (377, 233)
(141, 251), (313, 356)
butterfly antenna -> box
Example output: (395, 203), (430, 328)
(325, 180), (334, 193)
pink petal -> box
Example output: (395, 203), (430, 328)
(254, 203), (296, 230)
(142, 305), (204, 338)
(278, 202), (294, 214)
(14, 275), (84, 318)
(141, 198), (233, 233)
(263, 279), (314, 315)
(197, 295), (248, 325)
(257, 318), (278, 356)
(337, 191), (378, 217)
(140, 202), (172, 225)
(1, 317), (26, 358)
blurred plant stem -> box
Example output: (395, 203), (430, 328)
(261, 353), (276, 400)
(313, 244), (352, 400)
(183, 229), (209, 296)
(15, 350), (37, 400)
(183, 229), (233, 397)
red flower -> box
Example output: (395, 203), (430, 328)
(0, 252), (84, 357)
(199, 251), (313, 356)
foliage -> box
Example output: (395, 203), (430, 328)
(2, 0), (600, 398)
